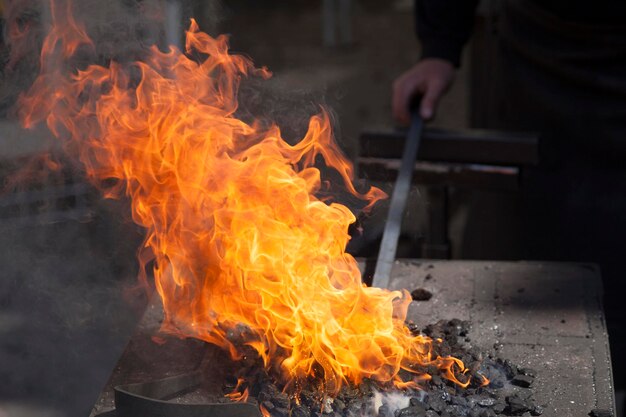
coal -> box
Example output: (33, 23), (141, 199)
(505, 394), (532, 415)
(273, 407), (290, 417)
(492, 402), (506, 414)
(292, 406), (310, 417)
(411, 288), (433, 301)
(530, 405), (544, 416)
(397, 405), (427, 417)
(431, 375), (443, 387)
(378, 403), (392, 417)
(589, 409), (613, 417)
(220, 319), (541, 417)
(475, 397), (495, 407)
(511, 375), (534, 388)
(271, 392), (290, 409)
(444, 404), (469, 416)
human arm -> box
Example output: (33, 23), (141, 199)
(392, 0), (479, 123)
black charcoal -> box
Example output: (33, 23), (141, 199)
(531, 405), (544, 416)
(346, 401), (364, 416)
(589, 409), (613, 417)
(450, 396), (468, 407)
(492, 402), (506, 414)
(518, 368), (537, 377)
(272, 393), (290, 409)
(512, 374), (534, 388)
(506, 394), (532, 415)
(427, 395), (448, 413)
(217, 319), (539, 417)
(273, 406), (290, 417)
(411, 288), (433, 301)
(292, 406), (310, 417)
(477, 397), (496, 407)
(378, 403), (392, 417)
(410, 397), (424, 407)
(397, 405), (427, 417)
(444, 404), (468, 417)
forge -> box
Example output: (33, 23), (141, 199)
(90, 260), (614, 417)
(11, 3), (616, 417)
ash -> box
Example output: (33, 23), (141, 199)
(224, 320), (544, 417)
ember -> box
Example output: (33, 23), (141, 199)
(19, 0), (479, 401)
(109, 318), (538, 417)
(218, 320), (542, 417)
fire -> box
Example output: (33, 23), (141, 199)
(225, 378), (249, 403)
(17, 0), (477, 396)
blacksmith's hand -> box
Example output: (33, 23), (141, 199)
(392, 58), (455, 124)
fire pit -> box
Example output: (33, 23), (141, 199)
(90, 260), (615, 417)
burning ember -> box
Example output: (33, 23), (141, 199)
(17, 0), (484, 400)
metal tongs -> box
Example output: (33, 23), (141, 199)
(372, 108), (423, 288)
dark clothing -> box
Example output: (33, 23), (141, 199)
(416, 0), (626, 66)
(535, 0), (626, 26)
(415, 0), (626, 386)
(485, 0), (626, 162)
(415, 0), (479, 66)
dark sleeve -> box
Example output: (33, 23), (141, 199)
(415, 0), (480, 67)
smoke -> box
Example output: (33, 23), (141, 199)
(0, 0), (225, 114)
(0, 1), (200, 415)
(1, 0), (322, 133)
(2, 0), (345, 178)
(371, 390), (413, 415)
(339, 389), (425, 417)
(0, 199), (145, 416)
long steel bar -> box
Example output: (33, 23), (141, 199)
(372, 112), (423, 288)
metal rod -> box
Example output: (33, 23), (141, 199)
(372, 112), (423, 288)
(165, 0), (183, 50)
(322, 0), (336, 47)
(338, 0), (352, 45)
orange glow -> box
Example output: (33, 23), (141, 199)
(18, 0), (479, 396)
(225, 378), (249, 403)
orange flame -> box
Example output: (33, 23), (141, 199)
(260, 403), (271, 417)
(18, 0), (474, 395)
(225, 378), (249, 403)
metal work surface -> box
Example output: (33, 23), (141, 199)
(90, 260), (614, 417)
(389, 260), (614, 416)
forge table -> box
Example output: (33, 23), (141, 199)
(90, 260), (615, 417)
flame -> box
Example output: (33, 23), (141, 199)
(225, 378), (249, 403)
(18, 0), (476, 395)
